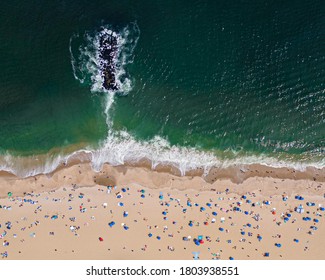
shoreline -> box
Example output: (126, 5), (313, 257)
(0, 159), (325, 196)
(1, 161), (324, 199)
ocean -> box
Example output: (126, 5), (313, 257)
(0, 0), (324, 177)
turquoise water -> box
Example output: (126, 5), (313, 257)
(0, 0), (324, 175)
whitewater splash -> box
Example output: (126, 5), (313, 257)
(1, 23), (325, 178)
(70, 23), (140, 95)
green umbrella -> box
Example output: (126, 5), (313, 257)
(7, 192), (12, 197)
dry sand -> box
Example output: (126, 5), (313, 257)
(0, 163), (324, 259)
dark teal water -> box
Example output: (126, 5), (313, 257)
(0, 0), (324, 174)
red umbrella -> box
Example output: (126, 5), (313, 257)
(99, 237), (104, 242)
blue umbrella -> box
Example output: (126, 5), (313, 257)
(219, 227), (224, 232)
(247, 223), (252, 227)
(121, 188), (126, 192)
(108, 221), (115, 227)
(212, 211), (217, 216)
(123, 211), (128, 217)
(200, 207), (206, 212)
(242, 195), (247, 199)
(141, 194), (145, 198)
(157, 236), (161, 240)
(148, 233), (152, 237)
(244, 211), (249, 215)
(294, 239), (299, 243)
(287, 213), (292, 217)
(206, 203), (212, 207)
(320, 207), (325, 211)
(241, 231), (245, 235)
(229, 257), (234, 260)
(314, 219), (319, 223)
(162, 211), (167, 215)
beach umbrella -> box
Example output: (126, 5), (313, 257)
(195, 203), (199, 207)
(157, 236), (161, 240)
(294, 239), (299, 243)
(212, 211), (217, 216)
(7, 192), (12, 197)
(284, 217), (289, 222)
(123, 225), (129, 230)
(118, 202), (124, 207)
(108, 221), (115, 227)
(200, 207), (206, 212)
(264, 252), (270, 257)
(189, 221), (193, 227)
(257, 235), (262, 241)
(229, 257), (234, 260)
(123, 211), (128, 217)
(275, 243), (282, 248)
(194, 239), (200, 246)
(204, 222), (208, 225)
(241, 231), (245, 235)
(244, 211), (249, 215)
(314, 219), (319, 223)
(116, 194), (122, 199)
(162, 211), (167, 216)
(246, 200), (251, 204)
(219, 227), (224, 232)
(148, 233), (152, 237)
(140, 190), (145, 193)
(247, 223), (252, 227)
(206, 203), (212, 207)
(242, 195), (246, 199)
(287, 213), (292, 217)
(99, 237), (104, 242)
(199, 240), (204, 244)
(187, 201), (192, 207)
(183, 209), (187, 213)
(141, 194), (145, 198)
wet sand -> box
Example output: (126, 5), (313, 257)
(0, 163), (324, 259)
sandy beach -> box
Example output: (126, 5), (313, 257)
(0, 163), (324, 260)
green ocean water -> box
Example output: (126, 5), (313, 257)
(0, 0), (324, 175)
